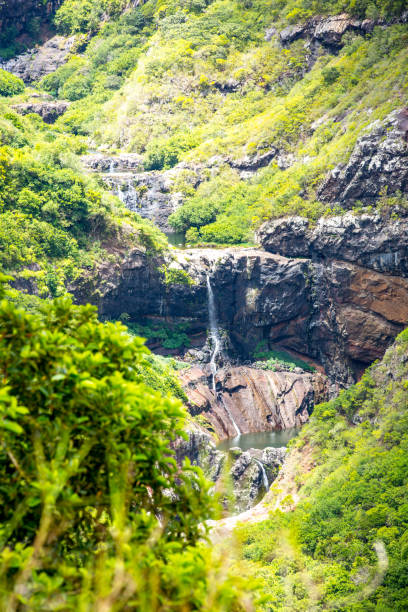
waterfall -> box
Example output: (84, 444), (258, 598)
(206, 274), (222, 393)
(255, 460), (269, 491)
(206, 273), (241, 438)
(221, 397), (241, 438)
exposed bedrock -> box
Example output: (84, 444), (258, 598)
(178, 365), (324, 439)
(172, 422), (287, 513)
(257, 212), (408, 277)
(76, 213), (408, 389)
(317, 109), (408, 205)
(82, 155), (202, 232)
(278, 12), (408, 49)
(13, 100), (70, 123)
(0, 35), (75, 82)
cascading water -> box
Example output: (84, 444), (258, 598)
(206, 273), (241, 438)
(255, 459), (269, 491)
(206, 274), (222, 393)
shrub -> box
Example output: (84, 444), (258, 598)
(0, 285), (239, 609)
(0, 69), (24, 97)
(322, 66), (341, 85)
(144, 133), (199, 171)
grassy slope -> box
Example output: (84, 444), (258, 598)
(44, 0), (408, 244)
(236, 328), (408, 610)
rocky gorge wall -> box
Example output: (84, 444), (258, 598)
(179, 365), (324, 439)
(0, 0), (62, 42)
(74, 213), (408, 393)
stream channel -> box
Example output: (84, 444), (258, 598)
(206, 272), (300, 454)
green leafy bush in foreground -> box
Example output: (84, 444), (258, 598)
(0, 279), (252, 610)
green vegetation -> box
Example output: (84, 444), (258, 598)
(126, 318), (192, 352)
(0, 70), (24, 97)
(238, 328), (408, 609)
(161, 265), (195, 286)
(253, 345), (315, 372)
(0, 278), (254, 610)
(45, 0), (408, 244)
(0, 101), (167, 296)
(273, 0), (407, 22)
(55, 0), (130, 35)
(1, 0), (408, 607)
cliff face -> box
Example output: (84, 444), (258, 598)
(81, 215), (408, 390)
(179, 365), (323, 439)
(0, 0), (62, 38)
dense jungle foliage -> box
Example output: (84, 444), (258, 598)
(237, 328), (408, 610)
(0, 0), (408, 609)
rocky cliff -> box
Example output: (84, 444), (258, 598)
(0, 1), (62, 45)
(75, 213), (408, 391)
(317, 109), (408, 206)
(179, 365), (323, 439)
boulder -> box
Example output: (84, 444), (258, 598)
(13, 100), (70, 123)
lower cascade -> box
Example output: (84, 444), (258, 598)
(255, 459), (269, 491)
(206, 272), (242, 437)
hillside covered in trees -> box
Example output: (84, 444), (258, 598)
(0, 0), (408, 609)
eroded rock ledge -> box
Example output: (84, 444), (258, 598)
(179, 365), (324, 439)
(277, 12), (408, 49)
(257, 212), (408, 277)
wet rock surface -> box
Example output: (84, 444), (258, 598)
(172, 422), (287, 513)
(178, 365), (322, 439)
(76, 233), (408, 389)
(0, 35), (75, 83)
(82, 155), (202, 232)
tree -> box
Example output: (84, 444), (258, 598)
(0, 277), (248, 610)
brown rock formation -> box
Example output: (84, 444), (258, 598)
(179, 365), (325, 439)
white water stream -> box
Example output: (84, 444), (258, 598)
(206, 273), (241, 437)
(255, 459), (269, 491)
